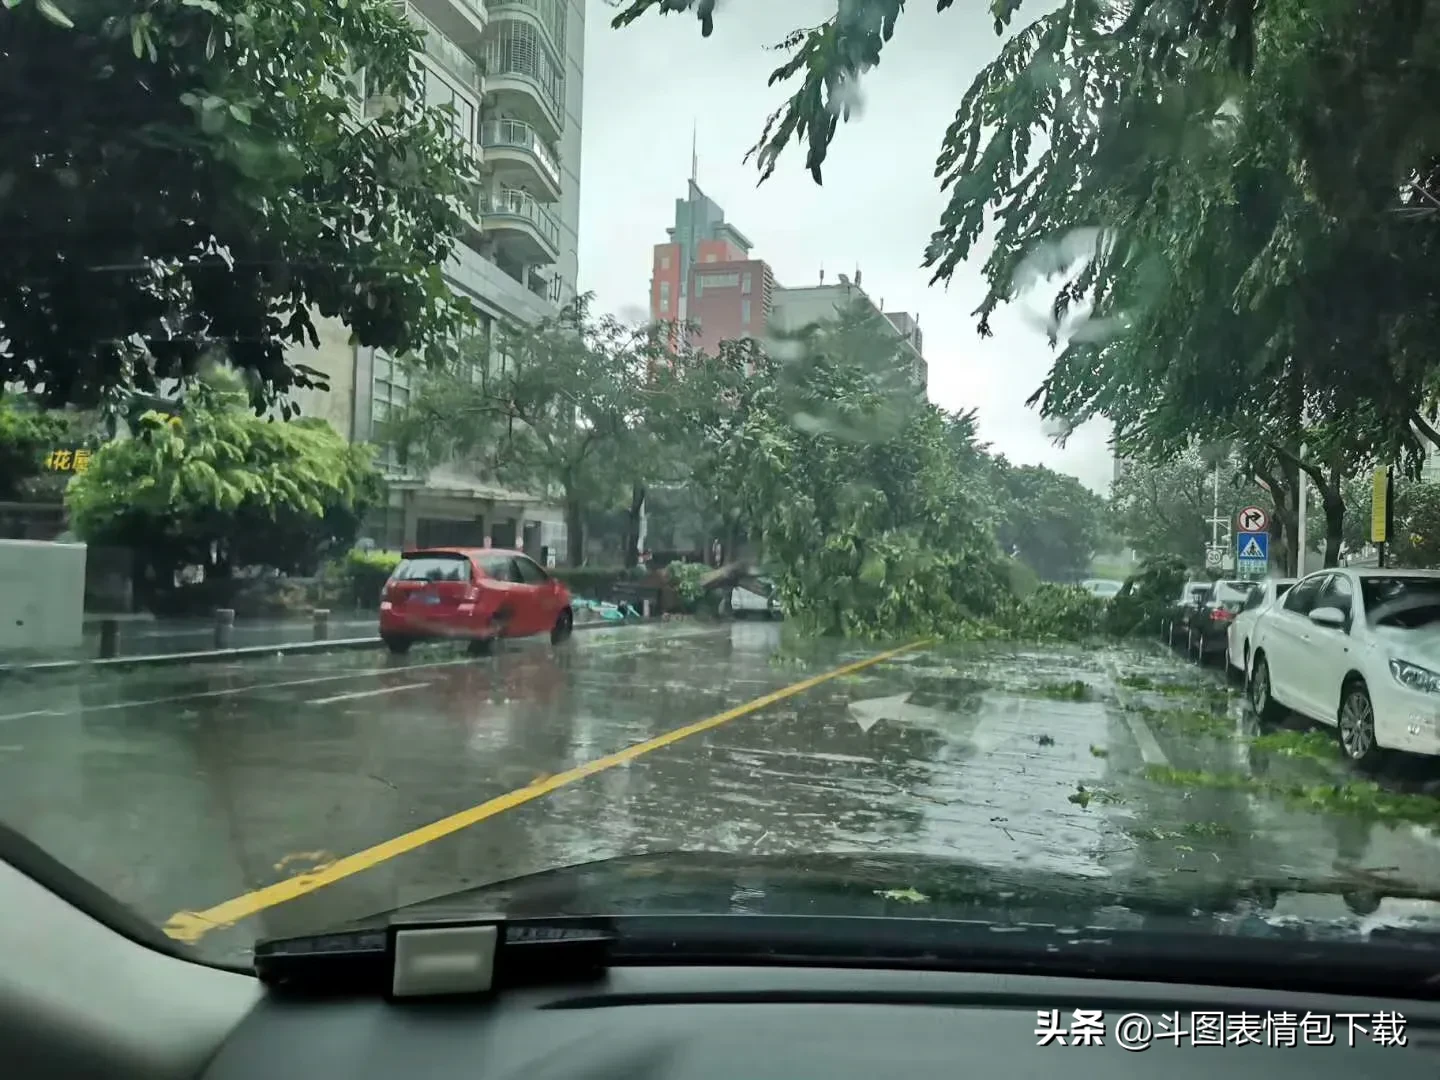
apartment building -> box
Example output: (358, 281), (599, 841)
(649, 184), (925, 396)
(289, 0), (585, 560)
(770, 273), (929, 396)
(649, 180), (777, 356)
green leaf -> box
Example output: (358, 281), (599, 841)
(35, 0), (73, 27)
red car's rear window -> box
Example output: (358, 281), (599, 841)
(393, 554), (471, 582)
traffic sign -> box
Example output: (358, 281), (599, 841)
(1237, 505), (1268, 533)
(1236, 530), (1269, 572)
(1204, 547), (1223, 569)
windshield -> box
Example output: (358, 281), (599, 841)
(7, 0), (1440, 989)
(1363, 577), (1440, 628)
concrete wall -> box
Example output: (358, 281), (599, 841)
(284, 314), (357, 439)
(0, 540), (86, 652)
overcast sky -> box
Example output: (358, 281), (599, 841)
(574, 0), (1115, 494)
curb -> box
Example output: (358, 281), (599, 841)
(0, 616), (678, 678)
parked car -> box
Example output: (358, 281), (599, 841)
(731, 578), (780, 619)
(1185, 579), (1261, 663)
(1225, 577), (1297, 676)
(1166, 581), (1213, 647)
(378, 547), (573, 655)
(1248, 568), (1440, 766)
(1080, 578), (1124, 600)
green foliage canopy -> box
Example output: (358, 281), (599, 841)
(2, 0), (475, 408)
(66, 381), (383, 576)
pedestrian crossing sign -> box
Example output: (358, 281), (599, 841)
(1236, 530), (1268, 570)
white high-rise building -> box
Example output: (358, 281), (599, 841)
(292, 0), (585, 559)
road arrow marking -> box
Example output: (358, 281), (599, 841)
(847, 692), (952, 732)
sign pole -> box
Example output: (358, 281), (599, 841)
(1372, 466), (1391, 569)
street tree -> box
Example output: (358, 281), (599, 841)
(670, 300), (1009, 637)
(391, 297), (665, 566)
(2, 0), (475, 409)
(1111, 449), (1270, 569)
(991, 458), (1105, 582)
(1342, 474), (1440, 570)
(0, 396), (96, 501)
(611, 0), (1440, 567)
(65, 379), (383, 603)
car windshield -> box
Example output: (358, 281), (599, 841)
(1363, 577), (1440, 628)
(8, 0), (1440, 989)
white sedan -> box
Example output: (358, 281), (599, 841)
(1248, 568), (1440, 766)
(1225, 577), (1297, 675)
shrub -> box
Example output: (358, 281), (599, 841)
(342, 549), (400, 609)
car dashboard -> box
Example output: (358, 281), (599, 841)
(204, 965), (1437, 1080)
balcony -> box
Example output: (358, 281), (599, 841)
(488, 0), (566, 58)
(482, 20), (563, 141)
(479, 118), (560, 200)
(402, 4), (481, 89)
(479, 186), (559, 264)
(410, 0), (486, 47)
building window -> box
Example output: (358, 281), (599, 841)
(659, 280), (671, 312)
(422, 65), (476, 143)
(741, 298), (751, 325)
(659, 253), (671, 270)
(704, 253), (718, 262)
(371, 349), (412, 474)
(741, 272), (752, 294)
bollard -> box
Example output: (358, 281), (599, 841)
(98, 618), (120, 659)
(642, 598), (652, 619)
(312, 608), (330, 642)
(214, 608), (235, 650)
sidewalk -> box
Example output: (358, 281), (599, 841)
(0, 613), (382, 666)
(88, 614), (378, 657)
(1, 608), (670, 675)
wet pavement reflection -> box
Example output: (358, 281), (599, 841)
(2, 622), (1439, 965)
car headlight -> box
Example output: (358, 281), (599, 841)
(1388, 658), (1440, 694)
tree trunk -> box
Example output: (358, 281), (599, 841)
(565, 494), (584, 567)
(1256, 466), (1296, 576)
(1320, 467), (1345, 569)
(622, 482), (646, 568)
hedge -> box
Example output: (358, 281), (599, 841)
(342, 549), (401, 609)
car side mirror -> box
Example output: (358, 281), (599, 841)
(1309, 606), (1346, 629)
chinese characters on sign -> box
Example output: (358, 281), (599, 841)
(1034, 1009), (1407, 1050)
(43, 448), (91, 473)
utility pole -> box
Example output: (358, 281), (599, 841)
(1204, 461), (1229, 574)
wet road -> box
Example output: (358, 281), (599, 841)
(3, 621), (1440, 965)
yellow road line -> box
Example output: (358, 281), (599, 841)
(164, 638), (932, 943)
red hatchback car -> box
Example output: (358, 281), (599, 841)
(378, 547), (573, 655)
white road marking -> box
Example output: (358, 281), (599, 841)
(0, 626), (726, 722)
(307, 682), (431, 706)
(1104, 657), (1171, 767)
(1122, 711), (1171, 767)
